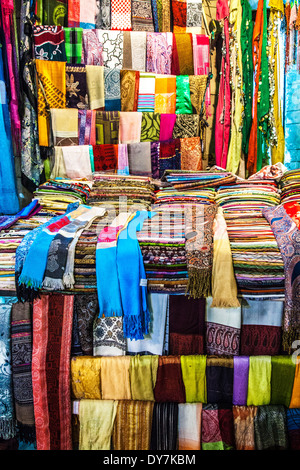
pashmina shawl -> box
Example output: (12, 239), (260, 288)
(141, 112), (161, 141)
(82, 29), (104, 65)
(66, 64), (89, 110)
(178, 403), (202, 450)
(129, 355), (158, 401)
(96, 111), (120, 144)
(286, 408), (300, 450)
(32, 294), (74, 450)
(35, 59), (66, 148)
(201, 404), (235, 450)
(50, 108), (79, 146)
(254, 405), (288, 450)
(206, 357), (234, 404)
(112, 400), (154, 450)
(119, 111), (142, 143)
(64, 27), (83, 63)
(33, 25), (66, 61)
(159, 114), (177, 140)
(127, 142), (153, 176)
(232, 356), (249, 406)
(79, 399), (118, 450)
(104, 67), (121, 111)
(100, 356), (131, 400)
(86, 65), (105, 110)
(111, 0), (132, 30)
(74, 293), (99, 356)
(184, 203), (217, 298)
(146, 32), (173, 74)
(247, 355), (272, 406)
(154, 76), (177, 114)
(270, 355), (296, 407)
(232, 405), (257, 450)
(11, 302), (36, 445)
(150, 402), (178, 450)
(120, 70), (140, 112)
(153, 355), (186, 403)
(71, 356), (102, 399)
(94, 316), (126, 356)
(0, 297), (18, 440)
(131, 0), (155, 31)
(180, 355), (207, 403)
(263, 204), (300, 351)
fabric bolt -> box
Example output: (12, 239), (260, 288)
(33, 25), (66, 61)
(270, 355), (296, 407)
(176, 75), (193, 114)
(120, 70), (140, 112)
(119, 112), (142, 143)
(96, 111), (120, 144)
(232, 405), (257, 450)
(154, 76), (177, 114)
(254, 405), (288, 450)
(32, 294), (74, 450)
(141, 112), (161, 141)
(159, 114), (177, 141)
(112, 400), (154, 450)
(64, 28), (83, 63)
(86, 65), (105, 110)
(247, 356), (272, 406)
(79, 399), (118, 450)
(104, 67), (121, 110)
(71, 356), (102, 399)
(153, 355), (186, 403)
(178, 403), (202, 451)
(82, 29), (104, 65)
(100, 356), (131, 400)
(129, 355), (158, 401)
(206, 357), (234, 404)
(50, 108), (79, 146)
(180, 355), (206, 403)
(150, 402), (178, 450)
(201, 404), (235, 450)
(36, 59), (66, 147)
(146, 32), (173, 74)
(66, 64), (89, 110)
(232, 356), (249, 406)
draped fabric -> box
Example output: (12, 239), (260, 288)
(71, 356), (102, 399)
(150, 402), (178, 450)
(254, 405), (288, 450)
(232, 356), (249, 406)
(100, 356), (131, 400)
(66, 64), (89, 109)
(232, 405), (257, 450)
(120, 70), (140, 112)
(146, 32), (173, 74)
(153, 356), (186, 402)
(180, 355), (207, 402)
(112, 400), (154, 450)
(206, 357), (234, 404)
(32, 294), (74, 450)
(247, 356), (272, 406)
(129, 355), (158, 401)
(79, 399), (118, 450)
(178, 403), (202, 450)
(172, 33), (194, 75)
(33, 25), (66, 61)
(270, 355), (296, 407)
(201, 404), (235, 450)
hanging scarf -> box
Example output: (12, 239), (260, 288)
(95, 0), (111, 29)
(32, 294), (74, 450)
(112, 400), (154, 450)
(180, 355), (207, 402)
(67, 0), (96, 28)
(270, 355), (296, 407)
(95, 111), (120, 144)
(159, 138), (181, 177)
(247, 0), (270, 175)
(154, 76), (177, 114)
(137, 73), (156, 112)
(127, 142), (152, 176)
(172, 114), (200, 138)
(185, 203), (217, 298)
(100, 356), (131, 400)
(159, 114), (177, 140)
(82, 29), (103, 65)
(71, 356), (102, 399)
(38, 0), (68, 25)
(33, 25), (66, 61)
(119, 111), (142, 143)
(240, 0), (253, 156)
(150, 403), (178, 450)
(96, 30), (124, 69)
(232, 356), (249, 406)
(66, 64), (89, 110)
(120, 70), (140, 112)
(86, 64), (104, 110)
(141, 112), (161, 141)
(64, 27), (83, 63)
(178, 403), (202, 450)
(122, 31), (147, 71)
(153, 355), (186, 403)
(171, 33), (194, 75)
(129, 355), (158, 401)
(104, 67), (121, 111)
(92, 144), (118, 172)
(74, 293), (99, 356)
(50, 108), (79, 146)
(11, 301), (36, 446)
(206, 357), (234, 404)
(232, 405), (257, 450)
(286, 408), (300, 450)
(146, 32), (173, 74)
(131, 0), (155, 31)
(290, 356), (300, 408)
(176, 75), (193, 114)
(215, 0), (231, 169)
(111, 0), (132, 30)
(94, 316), (126, 356)
(247, 355), (272, 405)
(263, 204), (300, 351)
(79, 400), (118, 450)
(254, 405), (288, 450)
(0, 297), (18, 440)
(201, 404), (235, 450)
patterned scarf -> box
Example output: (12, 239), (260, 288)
(131, 0), (155, 31)
(32, 294), (74, 450)
(254, 405), (288, 450)
(184, 203), (217, 298)
(66, 64), (89, 110)
(33, 25), (66, 61)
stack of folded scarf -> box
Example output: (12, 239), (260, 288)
(279, 169), (300, 205)
(87, 174), (157, 211)
(33, 179), (92, 215)
(215, 180), (284, 299)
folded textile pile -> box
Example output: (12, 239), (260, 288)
(33, 179), (92, 215)
(280, 169), (300, 205)
(215, 181), (284, 299)
(87, 174), (157, 211)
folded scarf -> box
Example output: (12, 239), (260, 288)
(100, 356), (131, 400)
(178, 403), (202, 450)
(270, 355), (296, 407)
(150, 402), (178, 450)
(0, 200), (41, 232)
(86, 65), (105, 110)
(0, 297), (18, 440)
(112, 400), (154, 450)
(66, 64), (89, 109)
(254, 405), (288, 450)
(36, 59), (66, 147)
(180, 355), (207, 403)
(104, 67), (121, 111)
(71, 356), (102, 399)
(120, 70), (140, 112)
(119, 111), (142, 143)
(33, 25), (66, 61)
(79, 400), (118, 450)
(129, 355), (158, 401)
(32, 294), (74, 450)
(206, 357), (234, 404)
(185, 204), (217, 298)
(11, 302), (36, 446)
(232, 405), (258, 450)
(154, 355), (186, 403)
(247, 356), (272, 406)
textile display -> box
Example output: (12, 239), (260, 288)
(79, 399), (117, 450)
(150, 402), (178, 450)
(232, 405), (257, 450)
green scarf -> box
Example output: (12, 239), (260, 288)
(181, 355), (207, 403)
(270, 356), (296, 407)
(240, 0), (253, 155)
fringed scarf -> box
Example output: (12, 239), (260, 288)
(185, 203), (217, 298)
(263, 204), (300, 351)
(32, 294), (74, 450)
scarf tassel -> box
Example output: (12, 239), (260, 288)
(17, 423), (36, 446)
(0, 419), (16, 441)
(123, 309), (150, 341)
(186, 268), (212, 299)
(42, 277), (65, 291)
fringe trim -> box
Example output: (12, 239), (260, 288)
(0, 419), (16, 441)
(282, 326), (300, 353)
(63, 273), (75, 289)
(210, 297), (241, 308)
(18, 274), (42, 290)
(17, 422), (36, 445)
(123, 309), (150, 341)
(186, 267), (212, 299)
(42, 277), (65, 290)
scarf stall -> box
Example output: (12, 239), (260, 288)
(0, 0), (300, 454)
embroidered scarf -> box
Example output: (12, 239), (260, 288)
(66, 64), (89, 110)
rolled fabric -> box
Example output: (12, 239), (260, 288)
(247, 356), (272, 406)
